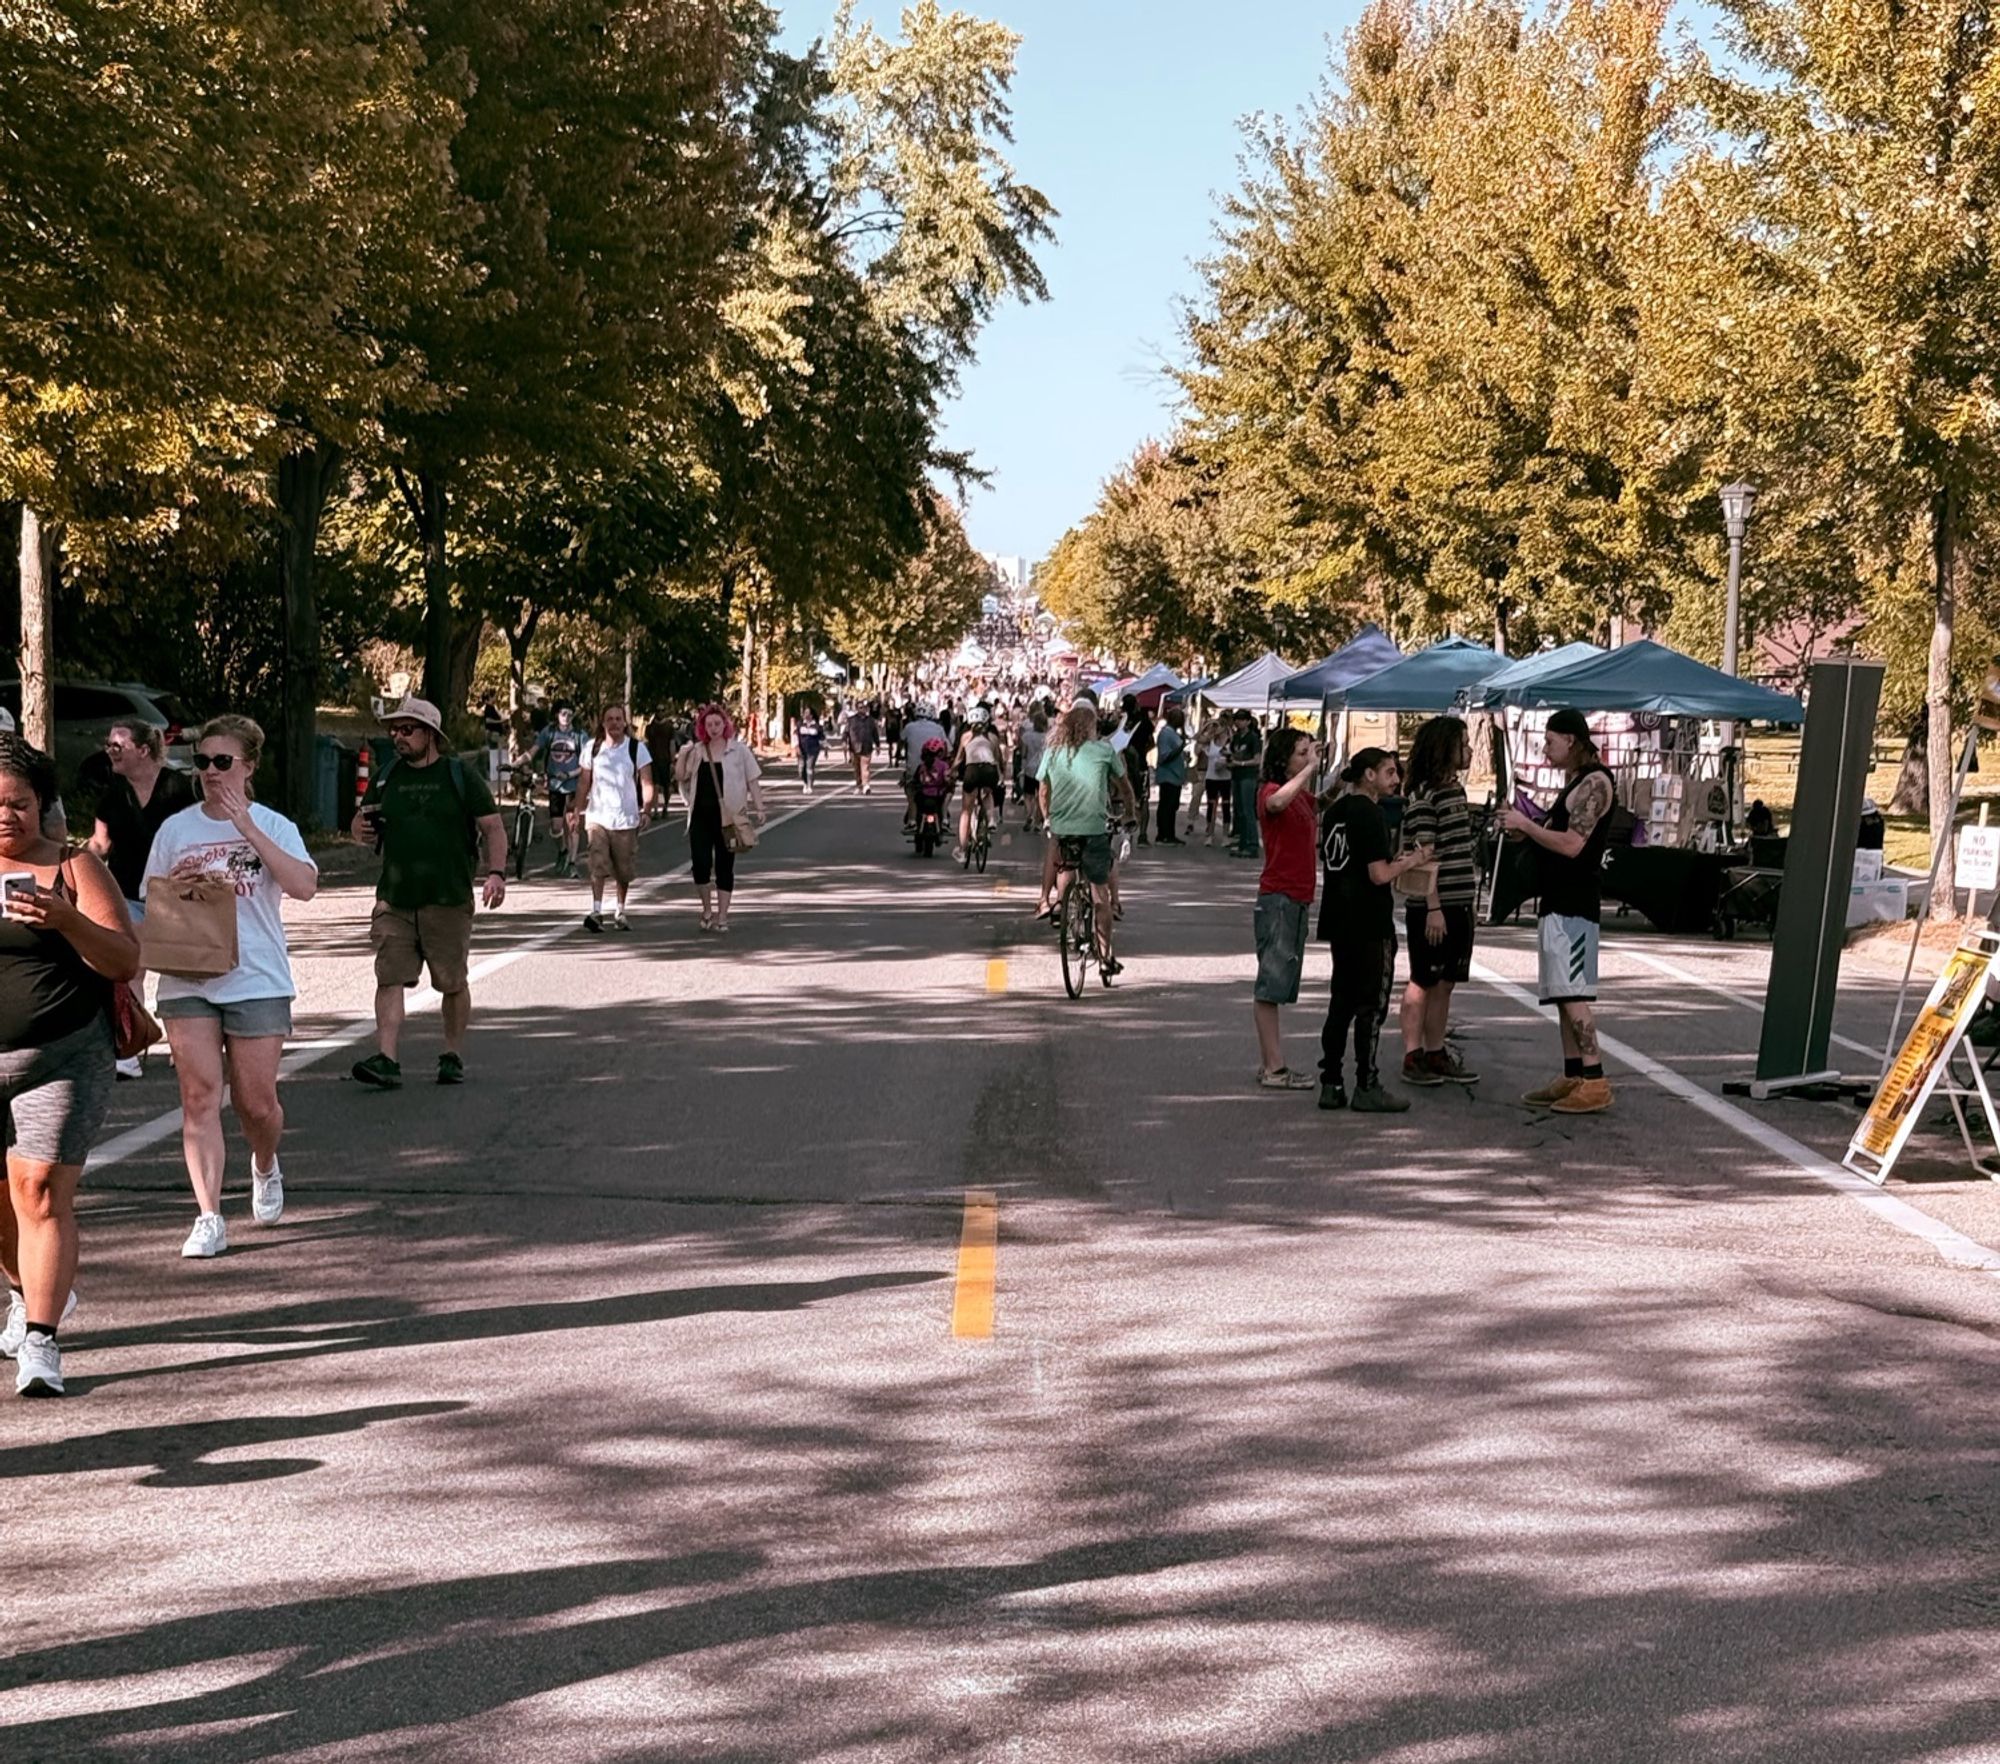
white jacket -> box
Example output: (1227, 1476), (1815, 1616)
(680, 738), (761, 825)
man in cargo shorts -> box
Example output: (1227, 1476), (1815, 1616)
(350, 696), (508, 1089)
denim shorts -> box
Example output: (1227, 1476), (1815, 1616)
(1254, 892), (1309, 1005)
(157, 995), (295, 1038)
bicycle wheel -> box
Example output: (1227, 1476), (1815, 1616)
(1059, 883), (1093, 999)
(513, 807), (532, 880)
(975, 828), (988, 873)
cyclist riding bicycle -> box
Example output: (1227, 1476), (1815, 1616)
(953, 703), (1003, 863)
(1037, 701), (1137, 974)
(900, 701), (946, 835)
(531, 703), (584, 877)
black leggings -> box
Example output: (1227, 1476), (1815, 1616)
(690, 808), (737, 891)
(1321, 933), (1396, 1088)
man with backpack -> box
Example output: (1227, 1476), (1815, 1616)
(350, 696), (508, 1089)
(575, 703), (655, 932)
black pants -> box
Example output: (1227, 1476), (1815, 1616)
(1156, 783), (1182, 841)
(690, 807), (737, 891)
(1321, 933), (1396, 1088)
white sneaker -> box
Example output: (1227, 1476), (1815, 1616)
(251, 1162), (284, 1226)
(613, 910), (631, 932)
(14, 1332), (62, 1396)
(181, 1213), (227, 1258)
(115, 1055), (143, 1080)
(0, 1286), (76, 1358)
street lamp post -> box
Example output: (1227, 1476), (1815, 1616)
(1718, 481), (1758, 815)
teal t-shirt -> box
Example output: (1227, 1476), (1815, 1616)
(1038, 739), (1124, 836)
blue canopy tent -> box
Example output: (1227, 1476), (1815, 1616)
(1475, 641), (1604, 702)
(1269, 624), (1403, 708)
(1202, 652), (1299, 712)
(1335, 637), (1506, 712)
(1482, 639), (1803, 720)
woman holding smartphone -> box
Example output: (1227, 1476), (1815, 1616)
(0, 734), (140, 1396)
(144, 716), (318, 1259)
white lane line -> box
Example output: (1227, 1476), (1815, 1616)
(1617, 945), (1882, 1062)
(1471, 958), (2000, 1276)
(88, 786), (853, 1176)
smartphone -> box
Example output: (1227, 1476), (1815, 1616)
(1, 872), (36, 911)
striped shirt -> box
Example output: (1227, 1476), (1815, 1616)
(1402, 782), (1477, 905)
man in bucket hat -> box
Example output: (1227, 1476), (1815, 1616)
(1501, 707), (1617, 1114)
(349, 696), (508, 1087)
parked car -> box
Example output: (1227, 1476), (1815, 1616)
(0, 678), (201, 777)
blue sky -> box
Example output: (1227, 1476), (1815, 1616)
(780, 1), (1362, 564)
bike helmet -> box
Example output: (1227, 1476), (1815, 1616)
(967, 704), (990, 727)
(922, 737), (948, 760)
(915, 702), (938, 720)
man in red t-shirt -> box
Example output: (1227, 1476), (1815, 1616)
(1253, 727), (1321, 1089)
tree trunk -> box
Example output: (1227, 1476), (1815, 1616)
(1928, 482), (1960, 920)
(505, 606), (541, 712)
(1493, 599), (1510, 658)
(738, 599), (756, 727)
(759, 631), (771, 741)
(1889, 715), (1928, 817)
(445, 612), (483, 729)
(18, 505), (56, 753)
(415, 470), (455, 711)
(276, 439), (343, 828)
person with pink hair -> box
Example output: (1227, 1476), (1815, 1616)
(674, 705), (766, 932)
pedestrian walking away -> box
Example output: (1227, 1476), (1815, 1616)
(146, 716), (319, 1262)
(0, 734), (139, 1394)
(676, 706), (767, 933)
(577, 705), (655, 933)
(1018, 708), (1049, 833)
(351, 695), (508, 1092)
(1196, 715), (1231, 843)
(532, 704), (584, 876)
(1504, 707), (1618, 1114)
(797, 706), (824, 795)
(1227, 710), (1264, 857)
(1251, 727), (1320, 1090)
(1119, 695), (1155, 845)
(1317, 747), (1430, 1114)
(1398, 716), (1481, 1090)
(1153, 704), (1188, 844)
(845, 703), (879, 795)
(88, 719), (196, 1078)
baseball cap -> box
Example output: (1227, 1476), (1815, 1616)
(1546, 707), (1595, 745)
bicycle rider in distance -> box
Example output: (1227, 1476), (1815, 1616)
(953, 702), (1003, 863)
(1038, 700), (1137, 976)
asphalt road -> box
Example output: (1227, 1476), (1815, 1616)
(16, 779), (2000, 1763)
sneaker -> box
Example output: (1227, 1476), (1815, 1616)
(1, 1287), (76, 1358)
(1351, 1083), (1413, 1114)
(115, 1054), (143, 1080)
(14, 1333), (62, 1397)
(1318, 1082), (1348, 1111)
(583, 911), (604, 933)
(1402, 1053), (1445, 1088)
(613, 910), (631, 932)
(437, 1051), (465, 1086)
(1428, 1048), (1481, 1086)
(1550, 1076), (1613, 1115)
(1257, 1067), (1317, 1091)
(1523, 1074), (1582, 1107)
(351, 1052), (403, 1090)
(181, 1213), (227, 1259)
(250, 1161), (284, 1225)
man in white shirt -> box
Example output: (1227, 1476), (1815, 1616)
(576, 704), (655, 931)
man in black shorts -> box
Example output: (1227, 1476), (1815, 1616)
(532, 704), (583, 877)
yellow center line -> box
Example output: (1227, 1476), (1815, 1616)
(985, 958), (1008, 993)
(952, 1188), (998, 1339)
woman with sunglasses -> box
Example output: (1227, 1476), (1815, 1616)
(142, 716), (318, 1258)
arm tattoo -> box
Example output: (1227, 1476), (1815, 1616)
(1567, 773), (1614, 841)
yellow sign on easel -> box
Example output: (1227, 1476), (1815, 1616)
(1846, 932), (2000, 1184)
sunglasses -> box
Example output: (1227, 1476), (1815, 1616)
(388, 723), (426, 736)
(191, 753), (238, 772)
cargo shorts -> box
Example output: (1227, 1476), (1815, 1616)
(370, 901), (475, 994)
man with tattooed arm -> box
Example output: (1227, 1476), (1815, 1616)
(1501, 708), (1618, 1115)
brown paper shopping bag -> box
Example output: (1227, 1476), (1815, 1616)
(139, 876), (239, 979)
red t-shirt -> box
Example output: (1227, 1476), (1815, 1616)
(1258, 781), (1318, 903)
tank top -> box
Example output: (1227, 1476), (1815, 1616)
(1538, 764), (1616, 923)
(0, 860), (107, 1050)
(967, 734), (997, 766)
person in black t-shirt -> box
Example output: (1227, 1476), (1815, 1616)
(1316, 748), (1433, 1113)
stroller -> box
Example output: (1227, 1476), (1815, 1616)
(911, 739), (954, 858)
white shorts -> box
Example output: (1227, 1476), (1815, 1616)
(1538, 914), (1599, 1004)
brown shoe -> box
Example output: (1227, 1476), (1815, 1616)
(1549, 1076), (1612, 1114)
(1522, 1075), (1581, 1107)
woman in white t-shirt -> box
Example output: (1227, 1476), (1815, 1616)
(143, 716), (318, 1260)
(575, 704), (654, 933)
(1196, 716), (1232, 846)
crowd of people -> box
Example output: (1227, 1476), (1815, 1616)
(0, 668), (1616, 1400)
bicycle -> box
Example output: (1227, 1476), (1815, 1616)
(505, 765), (538, 881)
(962, 790), (992, 873)
(1055, 834), (1121, 998)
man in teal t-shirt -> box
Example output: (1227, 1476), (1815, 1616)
(1037, 704), (1137, 968)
